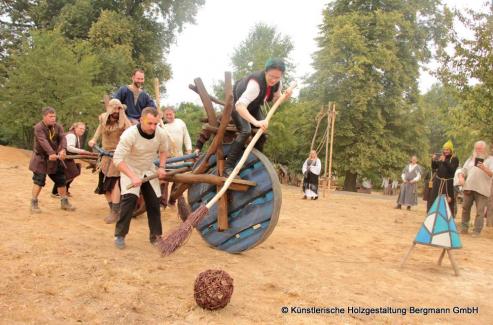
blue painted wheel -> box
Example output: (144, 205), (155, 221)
(187, 145), (282, 253)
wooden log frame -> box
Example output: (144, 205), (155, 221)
(169, 73), (235, 202)
(130, 173), (256, 192)
(188, 84), (225, 106)
(216, 72), (233, 231)
(400, 243), (460, 276)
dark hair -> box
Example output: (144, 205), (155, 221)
(42, 107), (56, 116)
(141, 107), (158, 117)
(264, 58), (286, 73)
(132, 68), (145, 76)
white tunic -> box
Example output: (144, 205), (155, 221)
(163, 118), (192, 157)
(113, 125), (169, 196)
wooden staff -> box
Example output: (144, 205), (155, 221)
(154, 78), (162, 121)
(327, 103), (336, 192)
(64, 154), (99, 160)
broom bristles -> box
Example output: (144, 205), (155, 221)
(158, 204), (209, 256)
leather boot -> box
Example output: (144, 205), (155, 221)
(61, 197), (76, 211)
(30, 198), (42, 214)
(104, 202), (120, 224)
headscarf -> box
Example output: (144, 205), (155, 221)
(101, 98), (130, 130)
(442, 140), (454, 154)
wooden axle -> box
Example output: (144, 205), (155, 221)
(129, 172), (256, 191)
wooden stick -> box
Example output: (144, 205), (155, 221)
(64, 154), (99, 160)
(400, 242), (416, 268)
(327, 103), (336, 193)
(323, 103), (330, 198)
(169, 73), (233, 201)
(447, 250), (460, 276)
(205, 82), (297, 210)
(154, 78), (161, 113)
(217, 72), (233, 231)
(189, 84), (225, 106)
(437, 249), (446, 265)
(310, 107), (325, 151)
(194, 78), (218, 127)
(127, 173), (256, 191)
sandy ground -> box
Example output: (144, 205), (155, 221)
(0, 144), (492, 325)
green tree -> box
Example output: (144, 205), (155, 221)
(438, 4), (493, 143)
(305, 0), (452, 191)
(1, 0), (205, 84)
(231, 23), (294, 80)
(0, 31), (103, 148)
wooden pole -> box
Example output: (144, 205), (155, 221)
(447, 250), (460, 276)
(324, 104), (330, 180)
(154, 78), (162, 120)
(323, 104), (330, 198)
(400, 242), (416, 268)
(310, 107), (325, 151)
(327, 103), (336, 193)
(437, 249), (446, 265)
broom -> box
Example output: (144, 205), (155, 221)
(157, 81), (297, 256)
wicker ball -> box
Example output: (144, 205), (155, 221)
(194, 269), (234, 310)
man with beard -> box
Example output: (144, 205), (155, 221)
(113, 108), (169, 249)
(29, 107), (76, 213)
(89, 99), (131, 223)
(113, 69), (156, 124)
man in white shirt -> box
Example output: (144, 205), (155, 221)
(162, 107), (192, 157)
(161, 107), (192, 206)
(458, 140), (493, 237)
(112, 108), (169, 249)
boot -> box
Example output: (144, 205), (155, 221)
(30, 198), (42, 214)
(104, 202), (120, 224)
(61, 197), (76, 211)
(224, 140), (244, 177)
(104, 202), (113, 221)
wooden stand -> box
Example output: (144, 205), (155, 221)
(400, 242), (460, 276)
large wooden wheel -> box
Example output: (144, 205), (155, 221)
(186, 145), (282, 253)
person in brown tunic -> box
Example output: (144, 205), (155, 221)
(88, 99), (131, 223)
(29, 107), (76, 213)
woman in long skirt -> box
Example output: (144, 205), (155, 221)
(302, 150), (322, 200)
(396, 155), (422, 210)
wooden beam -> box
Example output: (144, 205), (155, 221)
(170, 73), (235, 201)
(217, 72), (233, 231)
(327, 103), (336, 192)
(189, 84), (225, 106)
(437, 249), (446, 265)
(194, 78), (218, 127)
(447, 250), (460, 276)
(400, 242), (416, 268)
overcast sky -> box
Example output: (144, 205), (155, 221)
(162, 0), (488, 106)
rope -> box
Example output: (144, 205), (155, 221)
(435, 175), (453, 199)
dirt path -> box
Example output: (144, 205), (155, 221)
(0, 145), (491, 324)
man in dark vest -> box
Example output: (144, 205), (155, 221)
(113, 68), (156, 124)
(224, 58), (291, 175)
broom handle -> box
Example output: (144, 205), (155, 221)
(206, 81), (297, 209)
